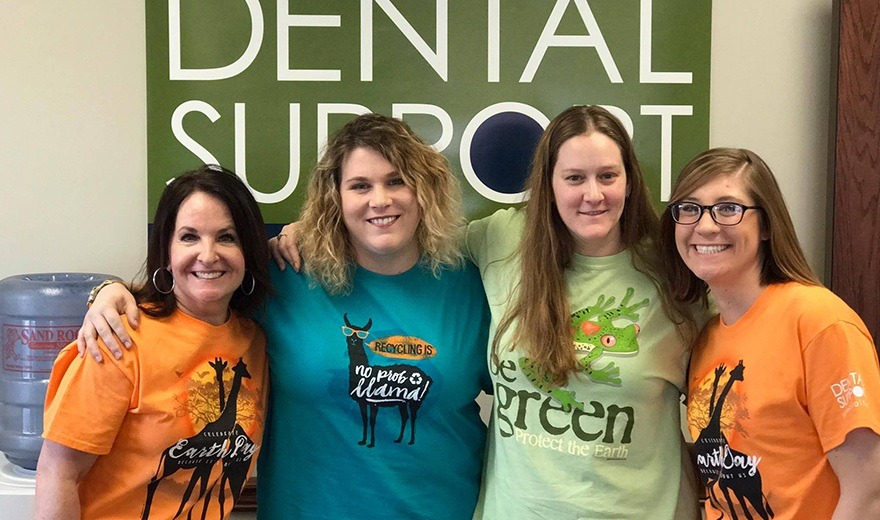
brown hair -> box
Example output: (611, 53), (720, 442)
(492, 105), (695, 385)
(134, 164), (271, 318)
(659, 147), (820, 305)
(298, 113), (464, 293)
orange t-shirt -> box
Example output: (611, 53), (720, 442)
(43, 309), (268, 519)
(687, 282), (880, 520)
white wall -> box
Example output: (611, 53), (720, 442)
(710, 1), (833, 279)
(0, 1), (834, 283)
(0, 2), (147, 282)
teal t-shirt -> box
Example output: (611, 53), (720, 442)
(257, 261), (491, 519)
(468, 208), (698, 520)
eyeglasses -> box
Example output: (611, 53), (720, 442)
(668, 202), (762, 226)
(342, 326), (369, 339)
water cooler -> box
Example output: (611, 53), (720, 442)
(0, 273), (118, 515)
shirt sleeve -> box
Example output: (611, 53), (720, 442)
(802, 320), (880, 452)
(42, 343), (135, 455)
(466, 207), (524, 270)
(466, 216), (492, 266)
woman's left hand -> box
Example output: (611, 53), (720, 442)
(268, 221), (303, 271)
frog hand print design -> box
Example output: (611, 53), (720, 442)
(570, 287), (648, 386)
(517, 288), (649, 411)
(518, 357), (586, 413)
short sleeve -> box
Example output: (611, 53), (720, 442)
(466, 216), (492, 266)
(466, 207), (523, 271)
(803, 321), (880, 452)
(43, 344), (135, 455)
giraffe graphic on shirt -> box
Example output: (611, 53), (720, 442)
(693, 361), (774, 520)
(140, 357), (262, 519)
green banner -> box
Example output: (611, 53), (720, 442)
(147, 0), (711, 223)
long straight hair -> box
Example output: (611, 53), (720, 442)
(660, 147), (820, 305)
(492, 106), (696, 385)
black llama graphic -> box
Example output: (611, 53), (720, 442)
(141, 358), (251, 519)
(696, 361), (774, 520)
(343, 314), (433, 448)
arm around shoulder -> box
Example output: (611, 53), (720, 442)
(828, 427), (880, 520)
(77, 282), (140, 362)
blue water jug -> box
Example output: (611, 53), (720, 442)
(0, 273), (119, 470)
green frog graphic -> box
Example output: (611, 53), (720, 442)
(519, 287), (648, 412)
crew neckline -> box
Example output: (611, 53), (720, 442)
(717, 283), (780, 330)
(355, 262), (423, 281)
(570, 248), (630, 270)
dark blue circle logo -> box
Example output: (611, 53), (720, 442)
(468, 112), (544, 196)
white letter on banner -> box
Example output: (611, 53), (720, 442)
(392, 104), (454, 151)
(277, 0), (341, 81)
(168, 0), (263, 80)
(317, 104), (371, 158)
(641, 105), (693, 201)
(487, 0), (500, 82)
(233, 103), (301, 203)
(597, 105), (634, 137)
(171, 101), (221, 165)
(639, 0), (692, 83)
(361, 0), (448, 81)
(520, 0), (621, 83)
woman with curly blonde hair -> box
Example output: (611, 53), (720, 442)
(80, 113), (491, 519)
(296, 113), (465, 292)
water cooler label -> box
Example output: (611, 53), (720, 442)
(2, 325), (77, 374)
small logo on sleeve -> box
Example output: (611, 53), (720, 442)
(830, 372), (866, 413)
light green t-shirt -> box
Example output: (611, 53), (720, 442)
(468, 208), (698, 520)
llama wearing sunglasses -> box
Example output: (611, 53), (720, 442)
(342, 314), (433, 448)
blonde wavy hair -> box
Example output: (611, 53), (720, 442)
(492, 105), (698, 385)
(298, 113), (464, 293)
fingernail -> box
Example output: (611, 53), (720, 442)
(124, 341), (132, 348)
(114, 352), (122, 360)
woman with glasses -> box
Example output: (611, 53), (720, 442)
(660, 147), (880, 519)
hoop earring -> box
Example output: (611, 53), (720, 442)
(152, 267), (175, 295)
(240, 272), (256, 296)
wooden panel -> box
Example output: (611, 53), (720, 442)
(232, 477), (257, 512)
(831, 0), (880, 340)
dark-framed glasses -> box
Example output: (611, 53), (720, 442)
(669, 202), (762, 226)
